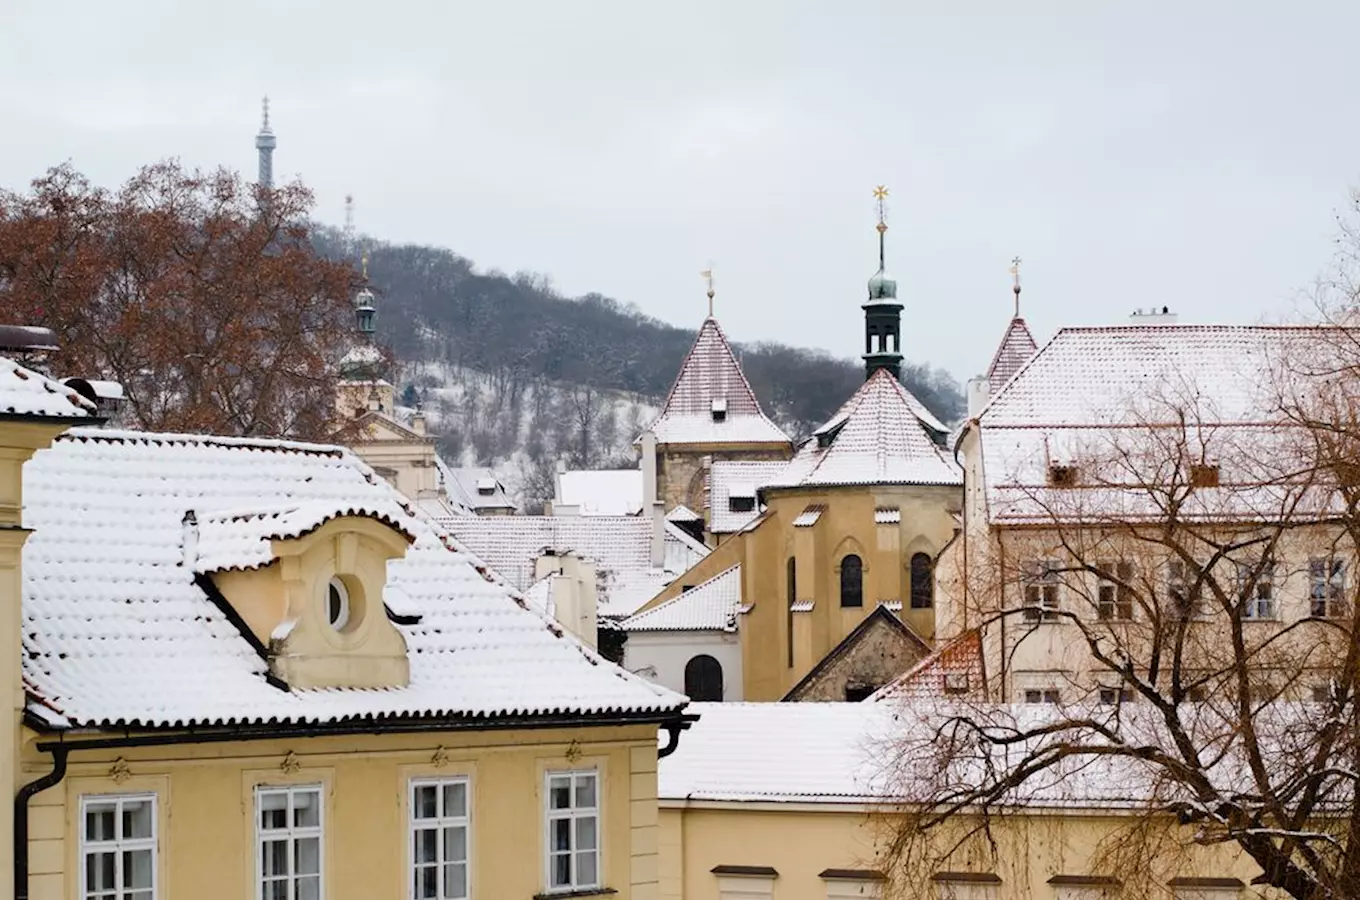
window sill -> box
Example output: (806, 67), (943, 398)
(534, 889), (617, 900)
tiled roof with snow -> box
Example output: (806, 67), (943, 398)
(707, 460), (789, 533)
(664, 504), (701, 523)
(622, 565), (741, 633)
(21, 428), (684, 729)
(557, 469), (643, 516)
(985, 316), (1039, 394)
(977, 325), (1343, 524)
(764, 369), (961, 490)
(644, 317), (790, 446)
(190, 500), (416, 573)
(0, 355), (95, 419)
(437, 460), (516, 513)
(659, 701), (1175, 809)
(658, 702), (897, 803)
(438, 514), (709, 618)
(871, 629), (985, 702)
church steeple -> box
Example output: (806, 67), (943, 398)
(862, 185), (903, 382)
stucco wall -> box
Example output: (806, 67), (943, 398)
(21, 724), (661, 900)
(624, 631), (744, 701)
(658, 804), (1273, 900)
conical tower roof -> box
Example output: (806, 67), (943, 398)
(985, 317), (1038, 394)
(765, 368), (961, 490)
(643, 317), (790, 446)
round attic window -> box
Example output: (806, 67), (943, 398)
(327, 577), (351, 631)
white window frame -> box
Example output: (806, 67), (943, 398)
(1310, 558), (1347, 618)
(544, 769), (600, 894)
(1021, 688), (1060, 705)
(1167, 560), (1208, 620)
(409, 777), (471, 900)
(1021, 560), (1062, 623)
(1096, 561), (1135, 621)
(255, 784), (324, 900)
(1238, 559), (1276, 620)
(80, 793), (157, 900)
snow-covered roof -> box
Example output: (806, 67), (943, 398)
(436, 460), (516, 514)
(985, 316), (1039, 394)
(977, 325), (1344, 524)
(871, 630), (985, 703)
(664, 504), (702, 523)
(643, 317), (790, 446)
(557, 469), (643, 516)
(764, 369), (961, 491)
(658, 702), (897, 803)
(189, 500), (416, 574)
(707, 460), (788, 534)
(622, 565), (741, 633)
(0, 355), (95, 419)
(438, 514), (709, 618)
(21, 428), (684, 729)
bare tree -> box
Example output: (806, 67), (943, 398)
(882, 320), (1360, 898)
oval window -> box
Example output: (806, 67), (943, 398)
(327, 577), (350, 631)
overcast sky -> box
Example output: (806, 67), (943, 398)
(3, 2), (1358, 381)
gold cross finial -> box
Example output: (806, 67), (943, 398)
(873, 185), (889, 234)
(701, 268), (715, 318)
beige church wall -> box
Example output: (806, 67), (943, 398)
(658, 804), (1274, 900)
(349, 440), (438, 500)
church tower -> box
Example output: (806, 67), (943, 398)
(255, 96), (277, 189)
(863, 185), (903, 382)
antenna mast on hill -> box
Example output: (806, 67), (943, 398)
(344, 194), (356, 258)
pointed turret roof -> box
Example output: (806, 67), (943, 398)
(985, 316), (1038, 394)
(644, 317), (790, 446)
(764, 368), (961, 490)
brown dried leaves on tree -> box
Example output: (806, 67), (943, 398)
(0, 161), (362, 440)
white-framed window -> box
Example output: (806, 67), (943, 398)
(1098, 686), (1135, 705)
(1167, 560), (1206, 619)
(1021, 560), (1062, 623)
(1310, 558), (1347, 618)
(256, 784), (323, 900)
(410, 778), (470, 900)
(545, 769), (599, 893)
(1238, 559), (1276, 620)
(1096, 561), (1134, 621)
(326, 577), (350, 630)
(80, 793), (156, 900)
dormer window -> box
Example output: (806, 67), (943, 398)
(1048, 464), (1079, 487)
(1190, 464), (1220, 488)
(476, 477), (496, 496)
(728, 483), (756, 513)
(327, 576), (351, 630)
(710, 398), (727, 422)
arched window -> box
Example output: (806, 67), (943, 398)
(684, 655), (724, 701)
(786, 557), (797, 668)
(910, 553), (934, 609)
(840, 554), (863, 608)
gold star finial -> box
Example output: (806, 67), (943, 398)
(700, 268), (715, 318)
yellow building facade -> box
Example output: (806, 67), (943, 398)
(2, 352), (689, 900)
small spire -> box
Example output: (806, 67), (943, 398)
(701, 268), (715, 318)
(873, 185), (889, 271)
(260, 96), (272, 134)
(361, 251), (369, 280)
(1009, 256), (1022, 318)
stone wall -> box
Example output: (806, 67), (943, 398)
(657, 445), (791, 516)
(785, 612), (928, 701)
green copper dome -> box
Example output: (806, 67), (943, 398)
(867, 267), (897, 302)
